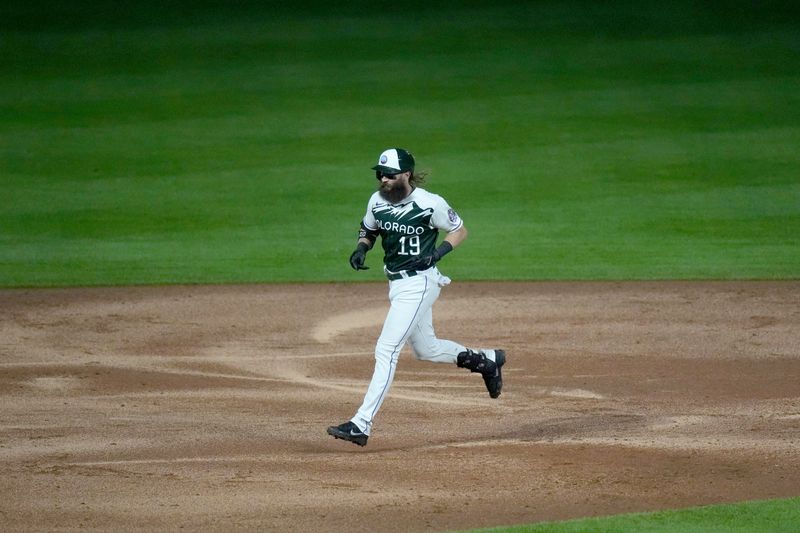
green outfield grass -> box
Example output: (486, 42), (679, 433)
(2, 0), (799, 286)
(468, 497), (800, 532)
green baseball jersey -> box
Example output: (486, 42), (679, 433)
(362, 187), (463, 272)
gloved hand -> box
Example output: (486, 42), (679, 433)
(407, 241), (453, 271)
(407, 251), (438, 271)
(349, 242), (370, 270)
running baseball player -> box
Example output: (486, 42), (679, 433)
(327, 148), (506, 447)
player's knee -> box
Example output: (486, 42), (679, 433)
(409, 340), (438, 361)
(375, 338), (400, 361)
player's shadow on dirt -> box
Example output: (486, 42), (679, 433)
(508, 413), (647, 442)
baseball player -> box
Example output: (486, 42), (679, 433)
(327, 148), (506, 447)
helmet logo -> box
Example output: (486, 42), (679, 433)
(380, 155), (388, 164)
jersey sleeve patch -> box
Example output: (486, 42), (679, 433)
(447, 208), (459, 225)
(429, 193), (463, 232)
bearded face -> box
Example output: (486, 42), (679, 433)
(378, 175), (411, 204)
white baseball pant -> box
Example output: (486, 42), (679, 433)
(351, 268), (464, 435)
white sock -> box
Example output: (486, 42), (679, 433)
(480, 348), (496, 362)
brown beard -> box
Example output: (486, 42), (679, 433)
(379, 181), (410, 204)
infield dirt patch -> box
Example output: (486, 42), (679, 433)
(1, 281), (799, 531)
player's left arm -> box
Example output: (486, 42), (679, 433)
(431, 199), (466, 259)
(408, 200), (465, 270)
(424, 225), (464, 265)
(443, 225), (468, 249)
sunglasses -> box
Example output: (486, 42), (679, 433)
(375, 171), (402, 181)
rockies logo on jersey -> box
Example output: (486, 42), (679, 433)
(373, 202), (434, 235)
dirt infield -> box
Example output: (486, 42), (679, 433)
(1, 281), (799, 531)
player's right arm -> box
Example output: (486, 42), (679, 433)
(350, 197), (380, 271)
(358, 221), (379, 250)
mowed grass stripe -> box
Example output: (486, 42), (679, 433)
(465, 496), (800, 532)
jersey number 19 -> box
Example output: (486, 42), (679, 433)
(398, 235), (421, 256)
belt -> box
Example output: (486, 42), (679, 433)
(386, 270), (418, 281)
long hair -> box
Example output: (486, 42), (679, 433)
(409, 170), (428, 187)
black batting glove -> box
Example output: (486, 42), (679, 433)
(408, 241), (453, 271)
(349, 242), (370, 271)
(407, 252), (438, 271)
